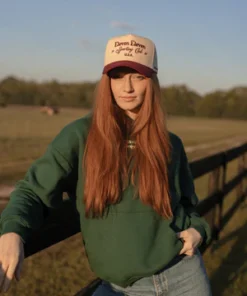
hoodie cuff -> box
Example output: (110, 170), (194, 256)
(190, 224), (206, 247)
(1, 221), (31, 244)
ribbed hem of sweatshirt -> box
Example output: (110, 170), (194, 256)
(1, 221), (30, 244)
(191, 224), (207, 246)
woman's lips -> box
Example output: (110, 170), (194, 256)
(121, 96), (136, 101)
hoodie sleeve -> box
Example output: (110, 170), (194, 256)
(178, 139), (212, 246)
(0, 123), (79, 243)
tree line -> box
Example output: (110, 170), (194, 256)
(0, 76), (246, 120)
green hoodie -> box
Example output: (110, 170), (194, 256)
(0, 112), (211, 288)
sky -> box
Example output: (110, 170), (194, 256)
(0, 0), (246, 94)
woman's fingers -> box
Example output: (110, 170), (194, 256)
(15, 255), (23, 281)
(179, 240), (195, 256)
(177, 228), (202, 256)
(0, 262), (8, 292)
(0, 262), (9, 293)
(0, 257), (19, 293)
(0, 262), (5, 288)
(2, 259), (19, 293)
(0, 233), (24, 293)
(1, 266), (9, 293)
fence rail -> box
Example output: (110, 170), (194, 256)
(22, 142), (247, 295)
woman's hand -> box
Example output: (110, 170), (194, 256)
(0, 232), (24, 293)
(177, 227), (202, 256)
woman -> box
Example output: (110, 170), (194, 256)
(0, 34), (212, 295)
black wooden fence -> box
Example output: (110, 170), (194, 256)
(22, 142), (247, 295)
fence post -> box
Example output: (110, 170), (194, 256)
(218, 154), (227, 237)
(236, 153), (246, 201)
(207, 167), (221, 240)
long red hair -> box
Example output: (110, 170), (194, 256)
(83, 73), (173, 219)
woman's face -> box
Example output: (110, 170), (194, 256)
(110, 67), (148, 120)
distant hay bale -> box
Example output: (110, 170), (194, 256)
(40, 106), (60, 116)
(40, 106), (48, 113)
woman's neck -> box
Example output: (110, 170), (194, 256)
(125, 110), (137, 120)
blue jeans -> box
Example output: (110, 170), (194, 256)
(92, 249), (212, 296)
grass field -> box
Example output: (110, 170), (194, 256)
(0, 105), (246, 296)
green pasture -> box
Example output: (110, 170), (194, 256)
(0, 105), (246, 296)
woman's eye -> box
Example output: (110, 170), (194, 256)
(132, 75), (145, 80)
(111, 73), (145, 80)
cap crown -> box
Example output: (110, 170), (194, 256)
(103, 34), (158, 75)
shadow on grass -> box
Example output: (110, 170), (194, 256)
(209, 219), (247, 296)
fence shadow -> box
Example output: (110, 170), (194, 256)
(209, 201), (247, 296)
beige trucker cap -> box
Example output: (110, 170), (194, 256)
(102, 34), (158, 77)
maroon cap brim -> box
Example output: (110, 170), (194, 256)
(103, 61), (156, 78)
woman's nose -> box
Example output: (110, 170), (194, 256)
(123, 76), (134, 92)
